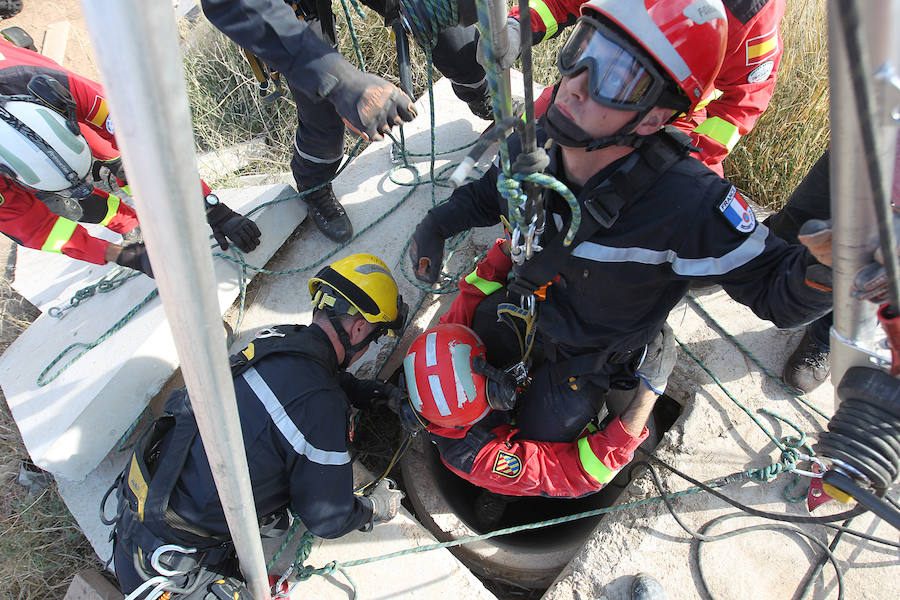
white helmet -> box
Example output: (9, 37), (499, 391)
(0, 98), (93, 196)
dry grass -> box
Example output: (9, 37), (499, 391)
(726, 0), (830, 208)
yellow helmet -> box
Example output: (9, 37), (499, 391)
(308, 253), (407, 336)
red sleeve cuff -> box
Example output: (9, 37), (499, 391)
(603, 417), (648, 454)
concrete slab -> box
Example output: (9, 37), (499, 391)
(0, 185), (306, 481)
(63, 569), (123, 600)
(541, 289), (900, 600)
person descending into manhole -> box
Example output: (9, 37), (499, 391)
(108, 253), (408, 598)
(401, 319), (674, 529)
(0, 38), (261, 278)
(408, 0), (836, 524)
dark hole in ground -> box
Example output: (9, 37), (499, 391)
(350, 373), (682, 598)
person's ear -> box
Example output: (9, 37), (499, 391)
(349, 316), (372, 344)
(633, 107), (676, 135)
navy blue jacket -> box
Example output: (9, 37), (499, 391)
(424, 128), (832, 354)
(168, 324), (373, 539)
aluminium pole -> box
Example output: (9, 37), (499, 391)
(828, 0), (900, 404)
(78, 2), (271, 598)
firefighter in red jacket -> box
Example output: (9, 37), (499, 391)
(402, 320), (669, 504)
(0, 40), (260, 277)
(488, 0), (784, 175)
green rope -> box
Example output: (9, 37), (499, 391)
(37, 288), (159, 386)
(685, 294), (830, 420)
(48, 267), (141, 319)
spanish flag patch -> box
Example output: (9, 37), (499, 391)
(745, 27), (778, 66)
(86, 95), (110, 128)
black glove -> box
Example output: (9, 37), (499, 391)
(115, 243), (154, 278)
(319, 58), (417, 142)
(91, 158), (127, 184)
(206, 203), (261, 252)
(366, 478), (404, 525)
(409, 215), (445, 283)
(377, 381), (426, 436)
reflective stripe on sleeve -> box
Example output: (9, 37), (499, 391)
(99, 194), (121, 226)
(465, 269), (503, 296)
(693, 116), (741, 152)
(529, 0), (557, 40)
(577, 437), (617, 484)
(40, 217), (78, 253)
(242, 366), (351, 466)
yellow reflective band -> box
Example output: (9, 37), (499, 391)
(465, 269), (503, 296)
(99, 194), (121, 226)
(121, 184), (131, 196)
(693, 116), (741, 152)
(693, 87), (723, 112)
(40, 217), (78, 254)
(577, 437), (617, 484)
(529, 0), (557, 40)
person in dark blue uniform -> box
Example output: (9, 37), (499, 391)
(200, 0), (487, 244)
(409, 0), (833, 445)
(110, 253), (408, 598)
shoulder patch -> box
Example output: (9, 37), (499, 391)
(492, 450), (522, 479)
(717, 186), (756, 233)
(747, 59), (774, 83)
(87, 95), (110, 128)
(745, 26), (779, 65)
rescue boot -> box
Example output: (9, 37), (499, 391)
(783, 331), (831, 393)
(631, 573), (668, 600)
(300, 183), (353, 243)
(473, 489), (512, 531)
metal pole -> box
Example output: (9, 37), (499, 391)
(78, 3), (271, 599)
(828, 0), (900, 404)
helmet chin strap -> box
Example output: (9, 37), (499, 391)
(324, 310), (382, 370)
(539, 83), (650, 151)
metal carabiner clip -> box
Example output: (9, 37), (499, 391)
(788, 453), (827, 479)
(255, 327), (285, 339)
(509, 226), (525, 265)
(150, 544), (197, 577)
(520, 293), (535, 315)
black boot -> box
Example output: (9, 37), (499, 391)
(783, 331), (831, 393)
(300, 184), (353, 243)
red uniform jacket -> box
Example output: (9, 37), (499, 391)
(432, 239), (647, 497)
(0, 40), (137, 264)
(514, 0), (785, 175)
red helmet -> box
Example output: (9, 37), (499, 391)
(402, 324), (491, 428)
(565, 0), (728, 113)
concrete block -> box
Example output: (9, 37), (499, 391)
(41, 21), (71, 65)
(197, 136), (269, 182)
(0, 185), (306, 481)
(63, 570), (123, 600)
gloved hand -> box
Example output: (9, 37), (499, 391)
(797, 219), (833, 266)
(366, 478), (405, 525)
(476, 18), (521, 71)
(409, 215), (444, 283)
(375, 382), (426, 436)
(206, 203), (262, 252)
(636, 323), (677, 395)
(320, 60), (417, 142)
(115, 243), (154, 278)
(91, 158), (127, 184)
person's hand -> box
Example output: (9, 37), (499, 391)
(476, 18), (521, 71)
(115, 243), (154, 278)
(636, 323), (677, 395)
(366, 479), (404, 525)
(206, 203), (262, 252)
(376, 382), (426, 436)
(322, 67), (416, 142)
(409, 216), (444, 283)
(798, 219), (833, 266)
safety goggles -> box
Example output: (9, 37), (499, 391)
(558, 16), (669, 111)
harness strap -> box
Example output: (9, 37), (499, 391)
(508, 127), (696, 298)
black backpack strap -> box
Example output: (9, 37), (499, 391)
(509, 129), (694, 297)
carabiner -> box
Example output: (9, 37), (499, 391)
(788, 454), (827, 479)
(150, 544), (197, 577)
